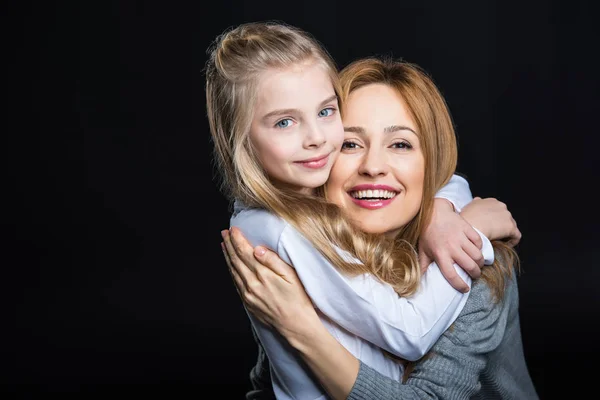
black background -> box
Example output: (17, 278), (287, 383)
(5, 1), (599, 398)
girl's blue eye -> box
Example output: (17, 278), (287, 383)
(319, 108), (335, 117)
(276, 119), (292, 128)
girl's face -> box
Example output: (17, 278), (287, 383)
(249, 60), (344, 194)
(326, 83), (426, 237)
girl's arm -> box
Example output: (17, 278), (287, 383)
(460, 197), (521, 246)
(229, 222), (491, 360)
(419, 198), (485, 292)
(434, 174), (474, 213)
(228, 196), (514, 362)
(423, 175), (521, 290)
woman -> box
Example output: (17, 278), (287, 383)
(207, 21), (520, 399)
(222, 57), (537, 399)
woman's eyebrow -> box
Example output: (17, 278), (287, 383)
(384, 125), (417, 135)
(344, 125), (417, 135)
(343, 126), (365, 134)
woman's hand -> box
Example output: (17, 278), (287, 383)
(221, 227), (321, 345)
(221, 228), (361, 400)
(418, 199), (485, 293)
(460, 197), (521, 247)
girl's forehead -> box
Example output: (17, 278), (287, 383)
(254, 63), (337, 112)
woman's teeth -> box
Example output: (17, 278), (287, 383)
(350, 189), (397, 199)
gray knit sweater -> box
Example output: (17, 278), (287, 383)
(247, 272), (539, 399)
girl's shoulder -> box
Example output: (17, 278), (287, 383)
(230, 203), (291, 252)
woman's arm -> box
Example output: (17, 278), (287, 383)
(224, 235), (361, 400)
(225, 238), (520, 399)
(282, 311), (360, 400)
(347, 275), (531, 400)
(245, 327), (275, 400)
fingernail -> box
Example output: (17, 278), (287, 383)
(255, 246), (266, 257)
(462, 287), (470, 294)
(221, 230), (227, 239)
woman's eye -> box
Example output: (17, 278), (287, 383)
(275, 119), (293, 129)
(392, 141), (412, 149)
(342, 141), (359, 150)
(318, 107), (335, 117)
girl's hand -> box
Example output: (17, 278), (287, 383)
(460, 197), (521, 247)
(418, 199), (485, 293)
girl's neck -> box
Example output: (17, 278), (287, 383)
(272, 179), (316, 196)
(299, 187), (316, 196)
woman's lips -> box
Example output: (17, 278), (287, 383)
(347, 186), (399, 209)
(349, 196), (396, 209)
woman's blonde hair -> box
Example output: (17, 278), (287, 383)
(339, 57), (519, 302)
(341, 57), (521, 379)
(336, 57), (461, 296)
(205, 22), (420, 296)
(339, 58), (457, 246)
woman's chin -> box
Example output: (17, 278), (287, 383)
(354, 223), (393, 236)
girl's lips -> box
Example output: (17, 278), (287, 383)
(295, 154), (329, 169)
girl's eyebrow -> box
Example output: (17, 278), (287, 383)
(262, 94), (338, 120)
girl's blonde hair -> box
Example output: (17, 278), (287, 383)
(205, 22), (420, 296)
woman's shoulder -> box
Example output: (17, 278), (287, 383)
(447, 271), (519, 346)
(461, 271), (518, 313)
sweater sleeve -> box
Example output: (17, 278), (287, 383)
(348, 276), (514, 400)
(246, 325), (275, 400)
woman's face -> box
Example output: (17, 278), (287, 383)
(249, 60), (344, 194)
(326, 83), (425, 237)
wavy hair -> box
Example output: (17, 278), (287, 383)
(205, 22), (420, 296)
(339, 57), (521, 379)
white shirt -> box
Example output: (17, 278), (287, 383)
(230, 175), (494, 400)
